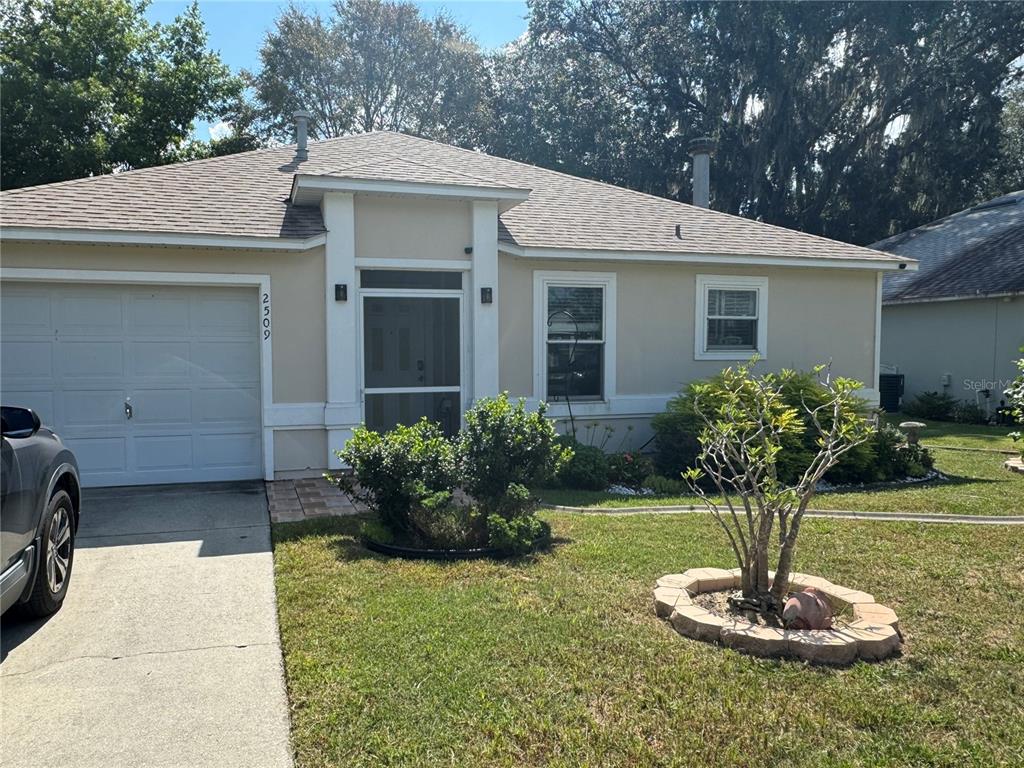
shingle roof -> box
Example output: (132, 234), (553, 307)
(1, 131), (903, 264)
(872, 191), (1024, 303)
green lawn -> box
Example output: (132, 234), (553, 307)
(881, 413), (1018, 452)
(273, 513), (1024, 767)
(538, 417), (1023, 515)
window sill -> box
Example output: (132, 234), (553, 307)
(694, 350), (766, 361)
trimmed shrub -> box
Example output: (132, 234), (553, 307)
(486, 512), (552, 556)
(556, 438), (609, 490)
(336, 419), (457, 536)
(607, 451), (655, 490)
(903, 391), (957, 421)
(459, 393), (571, 517)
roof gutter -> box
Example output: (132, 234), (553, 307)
(499, 243), (917, 271)
(883, 290), (1021, 306)
(0, 227), (327, 252)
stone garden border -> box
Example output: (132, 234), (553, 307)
(1005, 457), (1024, 475)
(654, 568), (902, 664)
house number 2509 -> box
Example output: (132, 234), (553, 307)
(262, 293), (271, 340)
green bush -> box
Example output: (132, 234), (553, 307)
(556, 438), (609, 490)
(871, 423), (933, 481)
(486, 513), (551, 556)
(408, 491), (485, 549)
(359, 518), (395, 545)
(951, 400), (989, 424)
(642, 474), (688, 495)
(654, 370), (876, 485)
(903, 391), (958, 420)
(459, 393), (571, 517)
(336, 419), (457, 536)
(607, 451), (655, 490)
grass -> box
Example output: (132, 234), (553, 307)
(539, 416), (1023, 515)
(274, 513), (1024, 767)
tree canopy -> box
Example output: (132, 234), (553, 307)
(0, 0), (243, 189)
(504, 0), (1024, 244)
(247, 0), (490, 146)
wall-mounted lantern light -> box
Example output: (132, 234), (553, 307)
(335, 283), (347, 301)
(480, 287), (493, 304)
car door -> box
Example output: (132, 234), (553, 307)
(1, 434), (35, 570)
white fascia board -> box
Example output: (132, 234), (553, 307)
(0, 226), (326, 251)
(500, 243), (917, 272)
(291, 175), (531, 211)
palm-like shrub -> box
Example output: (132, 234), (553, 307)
(682, 362), (873, 619)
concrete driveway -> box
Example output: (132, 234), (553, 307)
(1, 482), (293, 768)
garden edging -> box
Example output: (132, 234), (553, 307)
(541, 503), (1024, 525)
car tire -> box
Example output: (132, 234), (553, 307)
(22, 490), (76, 618)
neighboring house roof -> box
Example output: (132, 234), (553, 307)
(873, 191), (1024, 303)
(1, 131), (905, 265)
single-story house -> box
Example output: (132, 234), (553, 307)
(873, 191), (1023, 413)
(0, 124), (912, 487)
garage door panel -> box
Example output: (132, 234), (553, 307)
(129, 293), (191, 335)
(1, 291), (52, 335)
(193, 342), (259, 381)
(131, 341), (191, 378)
(61, 342), (124, 378)
(1, 282), (263, 487)
(197, 388), (259, 425)
(63, 390), (126, 427)
(194, 295), (254, 336)
(67, 437), (128, 474)
(130, 390), (192, 426)
(58, 293), (124, 335)
(1, 340), (53, 380)
(135, 435), (193, 470)
(197, 433), (261, 469)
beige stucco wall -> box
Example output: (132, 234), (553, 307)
(354, 196), (471, 261)
(274, 428), (328, 473)
(881, 296), (1024, 407)
(499, 255), (879, 399)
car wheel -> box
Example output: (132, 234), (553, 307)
(22, 490), (76, 618)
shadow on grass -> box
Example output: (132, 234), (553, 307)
(817, 472), (997, 497)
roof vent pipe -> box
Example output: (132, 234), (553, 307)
(293, 110), (311, 161)
(688, 136), (714, 208)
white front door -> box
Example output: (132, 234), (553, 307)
(1, 282), (263, 487)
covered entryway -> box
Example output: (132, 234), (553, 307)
(360, 270), (464, 436)
(0, 282), (263, 487)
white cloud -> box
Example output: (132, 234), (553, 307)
(208, 120), (233, 141)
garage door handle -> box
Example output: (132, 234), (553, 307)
(124, 400), (133, 420)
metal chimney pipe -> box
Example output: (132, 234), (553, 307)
(688, 136), (715, 208)
(293, 110), (311, 161)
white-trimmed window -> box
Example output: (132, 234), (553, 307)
(534, 271), (616, 402)
(695, 275), (768, 360)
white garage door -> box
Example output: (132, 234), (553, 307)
(1, 282), (263, 487)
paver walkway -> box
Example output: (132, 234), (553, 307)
(0, 482), (293, 768)
(266, 476), (363, 523)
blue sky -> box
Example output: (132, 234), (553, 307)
(145, 0), (530, 140)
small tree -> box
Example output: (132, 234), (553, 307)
(1007, 350), (1024, 457)
(682, 362), (873, 621)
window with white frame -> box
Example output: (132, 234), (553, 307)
(535, 272), (616, 402)
(695, 275), (768, 360)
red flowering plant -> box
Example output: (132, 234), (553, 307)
(607, 451), (654, 491)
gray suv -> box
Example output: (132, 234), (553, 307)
(1, 406), (81, 617)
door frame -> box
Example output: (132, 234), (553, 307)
(0, 267), (275, 480)
(356, 281), (467, 432)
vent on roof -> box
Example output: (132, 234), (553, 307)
(688, 136), (715, 208)
(293, 110), (311, 161)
